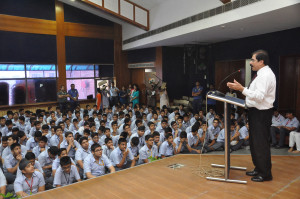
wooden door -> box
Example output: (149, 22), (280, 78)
(131, 69), (146, 105)
(279, 56), (300, 118)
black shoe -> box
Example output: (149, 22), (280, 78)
(251, 175), (273, 182)
(246, 170), (259, 176)
(271, 144), (277, 147)
(275, 145), (284, 149)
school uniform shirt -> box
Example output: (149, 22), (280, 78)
(155, 126), (165, 134)
(159, 141), (174, 157)
(0, 144), (6, 157)
(216, 129), (225, 143)
(99, 135), (110, 146)
(3, 154), (24, 173)
(17, 123), (26, 132)
(207, 126), (221, 137)
(198, 129), (215, 143)
(242, 65), (276, 109)
(17, 161), (43, 176)
(29, 127), (38, 137)
(102, 145), (114, 160)
(271, 114), (285, 127)
(75, 147), (91, 164)
(238, 126), (249, 140)
(88, 140), (102, 147)
(110, 147), (134, 167)
(38, 150), (56, 168)
(127, 143), (138, 157)
(0, 168), (7, 188)
(14, 171), (45, 195)
(282, 117), (299, 129)
(32, 146), (48, 159)
(52, 157), (76, 171)
(130, 133), (145, 150)
(2, 145), (27, 160)
(1, 126), (12, 137)
(182, 121), (191, 131)
(187, 133), (199, 147)
(138, 145), (158, 164)
(53, 165), (80, 187)
(50, 134), (63, 147)
(60, 140), (81, 159)
(173, 137), (186, 152)
(46, 133), (54, 147)
(83, 154), (112, 177)
(111, 135), (120, 148)
(26, 137), (39, 151)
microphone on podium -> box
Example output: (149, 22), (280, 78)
(208, 69), (241, 97)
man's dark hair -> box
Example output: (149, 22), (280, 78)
(25, 152), (36, 161)
(65, 131), (73, 138)
(2, 136), (8, 142)
(145, 134), (153, 141)
(34, 131), (42, 138)
(79, 137), (88, 145)
(152, 131), (160, 137)
(135, 120), (142, 126)
(131, 137), (139, 146)
(120, 131), (128, 139)
(105, 137), (112, 144)
(48, 146), (59, 156)
(19, 116), (25, 121)
(42, 124), (49, 130)
(252, 50), (269, 65)
(40, 136), (48, 143)
(91, 143), (101, 152)
(54, 126), (62, 132)
(60, 156), (71, 167)
(166, 133), (173, 140)
(58, 148), (67, 156)
(10, 143), (21, 151)
(180, 131), (187, 138)
(118, 138), (127, 145)
(8, 134), (19, 143)
(138, 126), (145, 131)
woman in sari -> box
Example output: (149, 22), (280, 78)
(96, 88), (102, 110)
(130, 84), (139, 108)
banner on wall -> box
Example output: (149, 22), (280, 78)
(128, 62), (155, 69)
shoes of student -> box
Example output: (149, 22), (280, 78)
(251, 175), (273, 182)
(246, 170), (258, 176)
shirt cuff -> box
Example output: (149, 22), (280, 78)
(242, 87), (249, 96)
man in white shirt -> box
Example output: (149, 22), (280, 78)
(227, 50), (275, 182)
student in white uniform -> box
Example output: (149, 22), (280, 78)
(138, 134), (158, 164)
(3, 143), (23, 184)
(159, 133), (177, 158)
(0, 168), (6, 197)
(110, 138), (135, 171)
(102, 138), (114, 160)
(60, 132), (80, 160)
(83, 143), (115, 179)
(53, 156), (81, 187)
(14, 158), (45, 197)
(75, 137), (91, 178)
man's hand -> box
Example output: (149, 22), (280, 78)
(227, 79), (244, 92)
(16, 154), (23, 162)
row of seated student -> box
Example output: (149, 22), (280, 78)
(0, 104), (298, 197)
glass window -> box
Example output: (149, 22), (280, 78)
(0, 64), (25, 79)
(67, 79), (95, 100)
(27, 79), (57, 103)
(0, 80), (26, 105)
(66, 65), (95, 78)
(95, 65), (99, 77)
(26, 64), (56, 78)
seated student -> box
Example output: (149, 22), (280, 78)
(26, 131), (42, 152)
(130, 126), (146, 150)
(182, 114), (191, 131)
(231, 122), (249, 151)
(145, 122), (156, 136)
(111, 121), (120, 147)
(187, 124), (202, 152)
(2, 135), (27, 160)
(83, 129), (91, 141)
(17, 116), (26, 132)
(0, 168), (6, 197)
(110, 138), (135, 171)
(84, 143), (115, 179)
(17, 152), (43, 176)
(270, 109), (285, 129)
(100, 128), (111, 146)
(38, 146), (59, 184)
(32, 136), (48, 158)
(152, 131), (161, 148)
(29, 121), (42, 138)
(41, 124), (50, 137)
(271, 110), (299, 148)
(159, 133), (177, 158)
(288, 131), (300, 153)
(155, 120), (168, 134)
(0, 136), (8, 160)
(138, 134), (158, 164)
(2, 120), (13, 137)
(3, 143), (23, 184)
(60, 132), (80, 160)
(17, 131), (27, 146)
(75, 137), (91, 178)
(207, 119), (221, 139)
(52, 148), (76, 177)
(89, 133), (101, 146)
(199, 123), (216, 152)
(53, 156), (81, 187)
(150, 112), (160, 127)
(171, 121), (182, 138)
(50, 126), (64, 148)
(127, 137), (139, 162)
(14, 159), (45, 197)
(102, 138), (114, 160)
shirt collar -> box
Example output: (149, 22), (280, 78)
(257, 65), (269, 76)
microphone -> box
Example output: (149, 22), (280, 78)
(209, 69), (241, 97)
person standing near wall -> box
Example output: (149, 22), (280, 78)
(192, 81), (203, 114)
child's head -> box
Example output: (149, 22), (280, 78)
(58, 148), (68, 158)
(83, 129), (91, 138)
(131, 137), (139, 147)
(39, 136), (48, 148)
(152, 131), (160, 143)
(105, 137), (113, 148)
(166, 133), (173, 143)
(145, 134), (154, 147)
(91, 133), (99, 143)
(137, 126), (145, 137)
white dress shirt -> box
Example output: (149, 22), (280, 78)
(242, 66), (276, 110)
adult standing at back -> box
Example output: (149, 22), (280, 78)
(227, 50), (276, 182)
(130, 84), (139, 109)
(57, 85), (70, 113)
(96, 88), (102, 111)
(110, 82), (119, 107)
(192, 81), (203, 114)
(68, 84), (79, 112)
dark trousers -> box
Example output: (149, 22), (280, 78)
(59, 101), (68, 113)
(110, 96), (119, 107)
(270, 126), (290, 147)
(248, 108), (273, 178)
(231, 139), (249, 151)
(192, 99), (202, 114)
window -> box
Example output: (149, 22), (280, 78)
(0, 64), (57, 105)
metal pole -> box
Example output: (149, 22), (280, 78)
(224, 102), (228, 180)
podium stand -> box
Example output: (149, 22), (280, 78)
(206, 92), (247, 184)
